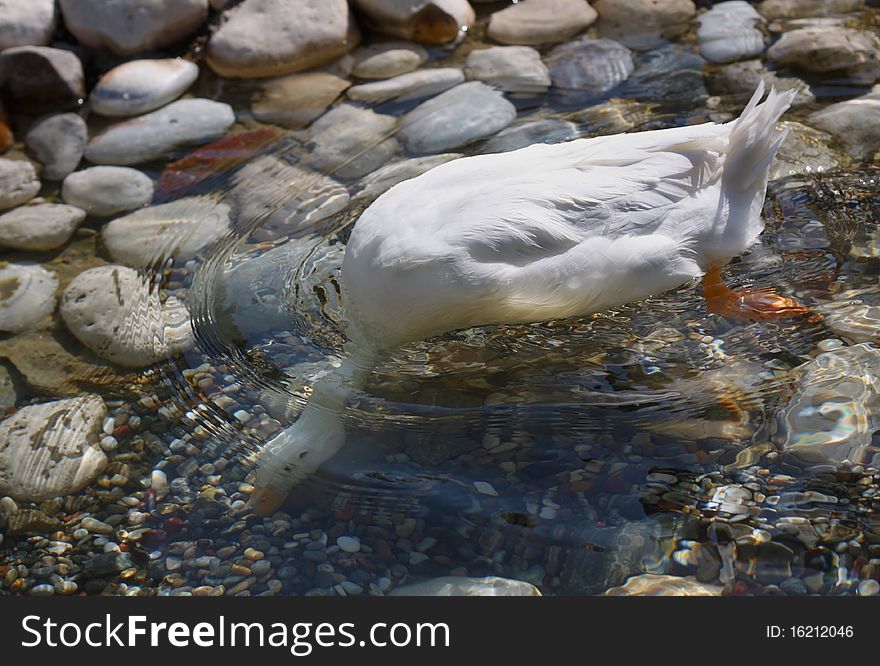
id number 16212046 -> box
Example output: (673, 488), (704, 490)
(766, 626), (854, 639)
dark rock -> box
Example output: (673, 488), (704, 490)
(0, 46), (84, 112)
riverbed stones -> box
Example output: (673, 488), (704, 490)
(351, 41), (427, 79)
(0, 46), (85, 112)
(545, 37), (634, 102)
(352, 0), (475, 45)
(399, 81), (517, 153)
(0, 0), (57, 50)
(347, 67), (464, 103)
(594, 0), (696, 50)
(58, 0), (208, 56)
(708, 59), (814, 108)
(390, 576), (541, 596)
(757, 0), (863, 19)
(605, 574), (723, 596)
(25, 113), (87, 180)
(0, 262), (57, 332)
(466, 46), (550, 95)
(251, 66), (351, 128)
(90, 59), (200, 117)
(102, 197), (230, 268)
(486, 0), (598, 46)
(0, 395), (108, 502)
(697, 1), (765, 64)
(778, 343), (880, 463)
(767, 27), (880, 84)
(62, 166), (154, 217)
(0, 159), (39, 210)
(808, 88), (880, 162)
(85, 99), (235, 165)
(307, 104), (399, 179)
(60, 264), (194, 367)
(769, 121), (842, 180)
(207, 0), (360, 78)
(0, 203), (85, 251)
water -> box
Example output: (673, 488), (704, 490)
(3, 4), (880, 596)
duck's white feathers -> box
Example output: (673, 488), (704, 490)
(343, 83), (795, 343)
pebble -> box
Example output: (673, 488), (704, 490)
(348, 67), (464, 103)
(29, 584), (55, 596)
(0, 395), (108, 502)
(251, 63), (351, 128)
(482, 119), (579, 153)
(151, 470), (168, 500)
(352, 41), (427, 79)
(243, 548), (264, 561)
(102, 197), (230, 269)
(708, 59), (814, 108)
(82, 517), (113, 534)
(399, 81), (517, 153)
(391, 576), (541, 596)
(207, 0), (359, 78)
(354, 153), (461, 201)
(60, 264), (194, 367)
(545, 37), (634, 102)
(808, 88), (880, 162)
(85, 99), (236, 165)
(487, 0), (597, 45)
(0, 0), (57, 50)
(0, 262), (57, 332)
(605, 574), (722, 596)
(769, 121), (841, 181)
(859, 579), (879, 596)
(767, 27), (880, 84)
(0, 203), (85, 251)
(352, 0), (474, 45)
(58, 0), (208, 56)
(0, 45), (84, 111)
(25, 113), (87, 180)
(473, 481), (499, 496)
(757, 0), (864, 19)
(593, 0), (696, 50)
(307, 104), (399, 179)
(90, 58), (199, 117)
(466, 46), (551, 95)
(0, 158), (40, 210)
(697, 1), (765, 64)
(62, 166), (154, 216)
(337, 536), (361, 553)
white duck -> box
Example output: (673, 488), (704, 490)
(248, 83), (807, 513)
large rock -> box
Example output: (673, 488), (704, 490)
(697, 1), (765, 64)
(85, 99), (235, 165)
(769, 121), (842, 181)
(62, 166), (154, 217)
(593, 0), (696, 50)
(487, 0), (597, 46)
(58, 0), (208, 56)
(708, 59), (814, 108)
(0, 46), (84, 112)
(347, 67), (464, 103)
(465, 46), (551, 95)
(391, 576), (541, 596)
(351, 41), (427, 79)
(399, 81), (517, 153)
(102, 197), (230, 268)
(207, 0), (360, 78)
(0, 262), (57, 332)
(767, 27), (880, 84)
(545, 37), (634, 103)
(60, 265), (194, 367)
(352, 0), (475, 45)
(0, 396), (108, 502)
(306, 104), (399, 179)
(0, 203), (85, 251)
(0, 158), (40, 210)
(757, 0), (863, 19)
(778, 343), (880, 463)
(808, 88), (880, 162)
(25, 113), (87, 181)
(90, 59), (200, 117)
(0, 0), (57, 50)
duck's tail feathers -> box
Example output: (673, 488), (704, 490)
(724, 81), (796, 193)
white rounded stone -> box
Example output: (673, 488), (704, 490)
(347, 67), (464, 103)
(0, 203), (85, 251)
(594, 0), (696, 50)
(0, 262), (57, 332)
(90, 58), (200, 117)
(466, 46), (551, 94)
(0, 395), (108, 502)
(0, 158), (40, 210)
(25, 113), (87, 181)
(352, 41), (427, 79)
(488, 0), (598, 46)
(62, 166), (154, 216)
(60, 264), (194, 367)
(0, 0), (57, 50)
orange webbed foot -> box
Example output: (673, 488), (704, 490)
(702, 266), (813, 322)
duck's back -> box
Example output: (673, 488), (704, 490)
(343, 84), (794, 343)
